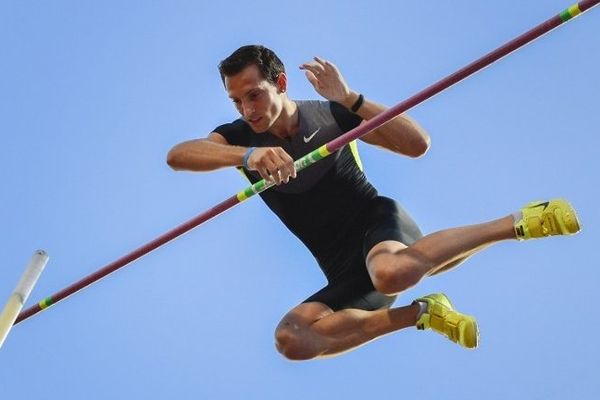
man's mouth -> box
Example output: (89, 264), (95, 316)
(248, 117), (262, 124)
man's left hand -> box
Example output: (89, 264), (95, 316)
(300, 57), (358, 108)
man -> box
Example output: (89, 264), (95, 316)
(167, 45), (580, 360)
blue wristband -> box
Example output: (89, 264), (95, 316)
(243, 147), (256, 169)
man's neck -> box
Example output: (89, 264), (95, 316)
(269, 99), (299, 139)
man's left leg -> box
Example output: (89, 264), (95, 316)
(366, 199), (580, 295)
(361, 198), (579, 349)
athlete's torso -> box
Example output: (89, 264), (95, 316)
(214, 100), (378, 258)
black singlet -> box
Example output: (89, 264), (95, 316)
(214, 100), (423, 311)
(214, 100), (378, 282)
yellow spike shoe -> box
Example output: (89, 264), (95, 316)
(414, 293), (479, 349)
(514, 199), (581, 241)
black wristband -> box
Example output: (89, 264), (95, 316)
(351, 93), (364, 113)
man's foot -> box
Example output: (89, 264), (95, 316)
(514, 199), (581, 241)
(414, 293), (479, 349)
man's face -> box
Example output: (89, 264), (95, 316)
(225, 64), (285, 133)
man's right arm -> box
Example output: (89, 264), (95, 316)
(167, 132), (246, 171)
(167, 133), (297, 184)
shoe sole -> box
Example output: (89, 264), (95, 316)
(459, 316), (479, 349)
(555, 200), (581, 234)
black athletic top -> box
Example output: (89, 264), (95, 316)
(213, 100), (379, 277)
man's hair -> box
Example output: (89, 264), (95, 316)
(218, 45), (285, 86)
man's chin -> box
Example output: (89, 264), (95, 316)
(247, 117), (269, 133)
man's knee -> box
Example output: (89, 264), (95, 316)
(369, 262), (421, 294)
(274, 325), (318, 361)
(367, 246), (429, 294)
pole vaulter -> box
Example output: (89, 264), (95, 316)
(14, 0), (599, 326)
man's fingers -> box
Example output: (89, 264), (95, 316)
(304, 71), (319, 88)
(271, 171), (282, 185)
(271, 161), (292, 184)
(287, 163), (297, 180)
(277, 150), (297, 181)
(300, 62), (326, 76)
(262, 160), (282, 185)
(279, 166), (292, 184)
(251, 147), (297, 185)
(313, 57), (337, 74)
(257, 165), (269, 180)
(314, 56), (329, 68)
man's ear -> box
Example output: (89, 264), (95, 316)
(277, 73), (287, 93)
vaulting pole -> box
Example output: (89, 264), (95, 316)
(1, 251), (49, 344)
(14, 0), (599, 325)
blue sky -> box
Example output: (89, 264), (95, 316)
(1, 1), (598, 399)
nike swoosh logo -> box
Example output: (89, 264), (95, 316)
(532, 201), (550, 210)
(303, 127), (321, 143)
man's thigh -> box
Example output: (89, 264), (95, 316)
(302, 274), (397, 312)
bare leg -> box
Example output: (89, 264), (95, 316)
(366, 215), (516, 294)
(275, 301), (420, 360)
(275, 216), (517, 360)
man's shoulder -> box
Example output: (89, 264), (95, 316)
(213, 118), (252, 146)
(295, 99), (361, 133)
(214, 118), (249, 132)
(295, 100), (336, 124)
(295, 99), (330, 113)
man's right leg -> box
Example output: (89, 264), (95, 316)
(274, 293), (478, 361)
(274, 300), (422, 361)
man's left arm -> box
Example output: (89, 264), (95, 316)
(300, 56), (430, 158)
(341, 93), (431, 158)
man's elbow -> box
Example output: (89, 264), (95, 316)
(166, 147), (185, 170)
(406, 135), (431, 158)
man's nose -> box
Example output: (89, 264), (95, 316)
(242, 102), (253, 117)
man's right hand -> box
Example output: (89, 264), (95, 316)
(246, 147), (297, 185)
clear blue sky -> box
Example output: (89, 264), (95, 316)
(1, 1), (598, 398)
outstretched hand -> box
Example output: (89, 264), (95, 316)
(300, 57), (356, 106)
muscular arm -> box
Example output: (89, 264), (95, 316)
(342, 93), (431, 158)
(167, 132), (297, 184)
(167, 132), (245, 171)
(300, 56), (430, 158)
